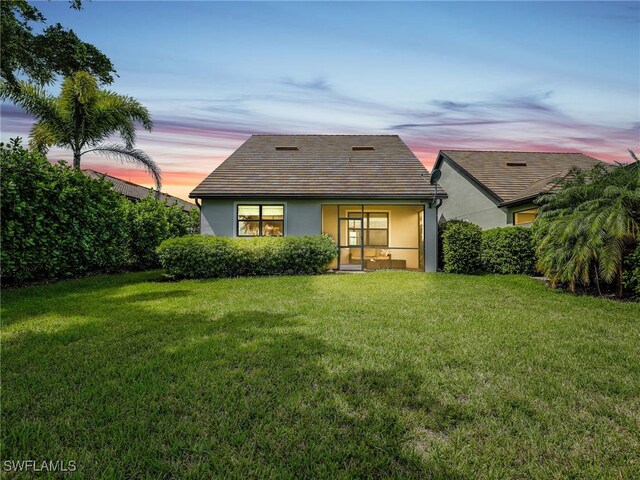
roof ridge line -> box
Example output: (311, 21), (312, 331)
(442, 149), (585, 154)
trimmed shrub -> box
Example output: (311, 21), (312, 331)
(1, 140), (129, 283)
(157, 234), (338, 279)
(442, 221), (482, 274)
(438, 219), (469, 270)
(1, 139), (200, 284)
(123, 196), (197, 270)
(481, 227), (535, 275)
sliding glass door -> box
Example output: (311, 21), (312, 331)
(338, 207), (364, 270)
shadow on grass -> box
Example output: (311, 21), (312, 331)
(2, 276), (465, 479)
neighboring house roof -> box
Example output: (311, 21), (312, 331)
(434, 150), (604, 207)
(83, 170), (196, 211)
(190, 135), (444, 199)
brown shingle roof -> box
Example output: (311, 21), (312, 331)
(83, 170), (196, 211)
(190, 135), (442, 199)
(436, 150), (604, 205)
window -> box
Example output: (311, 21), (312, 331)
(348, 212), (388, 246)
(237, 205), (284, 236)
(514, 208), (538, 225)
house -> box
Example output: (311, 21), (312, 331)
(190, 135), (446, 272)
(83, 169), (196, 211)
(433, 150), (604, 229)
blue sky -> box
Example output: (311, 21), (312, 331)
(2, 1), (638, 199)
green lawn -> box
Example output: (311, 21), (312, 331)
(2, 271), (639, 478)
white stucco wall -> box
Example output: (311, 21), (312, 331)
(437, 158), (508, 229)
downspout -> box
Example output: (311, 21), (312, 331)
(426, 198), (443, 272)
(194, 197), (202, 234)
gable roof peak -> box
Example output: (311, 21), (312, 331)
(191, 134), (442, 199)
(437, 150), (604, 203)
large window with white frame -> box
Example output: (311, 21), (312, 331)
(237, 205), (284, 237)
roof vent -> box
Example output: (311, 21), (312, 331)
(275, 146), (299, 151)
(506, 162), (527, 166)
(352, 146), (374, 151)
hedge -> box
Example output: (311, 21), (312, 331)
(441, 221), (483, 274)
(157, 235), (338, 279)
(1, 141), (129, 283)
(438, 219), (469, 270)
(1, 140), (198, 284)
(124, 195), (200, 270)
(481, 227), (535, 275)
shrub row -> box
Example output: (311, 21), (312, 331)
(1, 140), (198, 284)
(441, 221), (483, 274)
(481, 227), (535, 275)
(439, 220), (535, 275)
(157, 235), (338, 279)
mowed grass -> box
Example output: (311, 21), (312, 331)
(2, 271), (639, 479)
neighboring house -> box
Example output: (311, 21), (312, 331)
(190, 135), (446, 272)
(83, 169), (196, 211)
(433, 150), (604, 229)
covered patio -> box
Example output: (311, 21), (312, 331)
(321, 204), (425, 271)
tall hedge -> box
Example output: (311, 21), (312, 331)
(123, 196), (199, 270)
(1, 140), (128, 283)
(438, 219), (469, 270)
(441, 221), (483, 274)
(1, 140), (199, 284)
(157, 235), (338, 279)
(481, 227), (535, 275)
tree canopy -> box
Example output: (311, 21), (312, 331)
(1, 0), (116, 86)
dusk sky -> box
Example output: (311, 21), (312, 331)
(1, 1), (639, 201)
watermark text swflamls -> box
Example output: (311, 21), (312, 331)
(3, 460), (77, 473)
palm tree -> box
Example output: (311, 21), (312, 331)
(1, 71), (161, 190)
(535, 152), (640, 297)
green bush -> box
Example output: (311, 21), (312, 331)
(481, 227), (535, 275)
(442, 221), (482, 274)
(157, 235), (338, 279)
(1, 140), (129, 283)
(438, 219), (469, 270)
(123, 196), (197, 270)
(623, 240), (640, 298)
(1, 139), (200, 284)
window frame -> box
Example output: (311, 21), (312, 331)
(236, 204), (285, 237)
(347, 211), (389, 247)
(513, 208), (538, 226)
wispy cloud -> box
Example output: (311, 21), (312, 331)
(281, 76), (332, 91)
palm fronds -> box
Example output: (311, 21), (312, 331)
(2, 71), (159, 187)
(81, 144), (161, 192)
(534, 159), (640, 296)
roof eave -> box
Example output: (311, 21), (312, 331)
(189, 192), (448, 200)
(499, 194), (540, 208)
